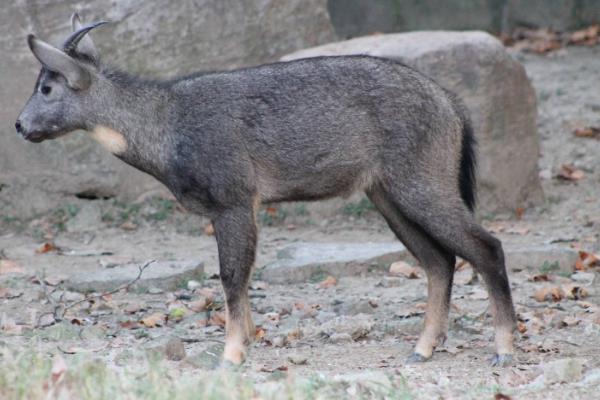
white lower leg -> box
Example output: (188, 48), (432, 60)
(494, 324), (514, 355)
(223, 298), (254, 364)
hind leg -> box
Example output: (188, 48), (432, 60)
(368, 187), (455, 362)
(382, 182), (517, 366)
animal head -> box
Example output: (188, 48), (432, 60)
(15, 13), (108, 142)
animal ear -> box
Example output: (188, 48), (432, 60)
(69, 12), (100, 62)
(27, 34), (91, 90)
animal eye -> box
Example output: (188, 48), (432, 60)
(41, 85), (52, 95)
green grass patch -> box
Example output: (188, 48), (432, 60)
(538, 260), (560, 274)
(0, 349), (414, 400)
(341, 198), (376, 218)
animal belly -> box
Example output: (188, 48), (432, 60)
(258, 167), (375, 203)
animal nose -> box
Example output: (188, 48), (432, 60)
(15, 120), (23, 134)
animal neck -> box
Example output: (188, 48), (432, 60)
(87, 69), (172, 179)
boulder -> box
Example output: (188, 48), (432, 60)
(0, 0), (336, 218)
(66, 259), (204, 292)
(282, 31), (544, 213)
(260, 242), (409, 284)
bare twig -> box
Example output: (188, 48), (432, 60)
(179, 337), (225, 344)
(63, 259), (156, 314)
(36, 274), (63, 328)
(35, 260), (155, 328)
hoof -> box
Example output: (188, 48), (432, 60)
(223, 342), (247, 366)
(406, 352), (429, 364)
(490, 353), (513, 367)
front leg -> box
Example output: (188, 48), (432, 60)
(213, 205), (257, 365)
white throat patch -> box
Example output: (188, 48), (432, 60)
(91, 126), (128, 155)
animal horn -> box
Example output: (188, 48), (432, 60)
(63, 20), (108, 55)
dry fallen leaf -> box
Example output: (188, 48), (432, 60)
(318, 275), (337, 289)
(124, 303), (144, 314)
(209, 311), (226, 327)
(389, 261), (420, 278)
(287, 328), (301, 341)
(0, 287), (23, 299)
(529, 274), (551, 282)
(195, 287), (217, 299)
(486, 221), (506, 233)
(139, 313), (166, 328)
(0, 259), (24, 275)
(575, 250), (600, 270)
(187, 297), (212, 313)
(517, 321), (527, 334)
(515, 207), (525, 220)
(562, 284), (588, 300)
(574, 126), (600, 139)
(561, 315), (581, 327)
(556, 164), (585, 181)
(570, 25), (599, 45)
(36, 242), (59, 254)
(255, 327), (266, 341)
(534, 286), (565, 302)
(119, 221), (138, 231)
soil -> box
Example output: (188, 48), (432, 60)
(1, 45), (600, 399)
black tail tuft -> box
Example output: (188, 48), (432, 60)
(459, 117), (477, 212)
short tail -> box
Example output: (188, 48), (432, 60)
(459, 116), (477, 212)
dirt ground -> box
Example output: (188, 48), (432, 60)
(1, 45), (600, 399)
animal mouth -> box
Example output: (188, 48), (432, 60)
(23, 131), (48, 143)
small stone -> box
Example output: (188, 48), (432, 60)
(335, 299), (376, 315)
(38, 313), (56, 328)
(315, 311), (337, 323)
(389, 261), (419, 278)
(287, 353), (308, 365)
(311, 314), (374, 341)
(376, 277), (402, 288)
(543, 358), (584, 385)
(186, 344), (223, 370)
(65, 291), (85, 302)
(187, 280), (202, 291)
(50, 290), (85, 303)
(571, 271), (595, 283)
(329, 333), (353, 343)
(165, 338), (186, 361)
(271, 335), (287, 347)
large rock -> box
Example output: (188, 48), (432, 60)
(66, 259), (204, 292)
(282, 31), (543, 214)
(0, 0), (335, 218)
(260, 242), (409, 283)
(327, 0), (600, 38)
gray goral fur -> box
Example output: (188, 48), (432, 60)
(16, 15), (516, 366)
